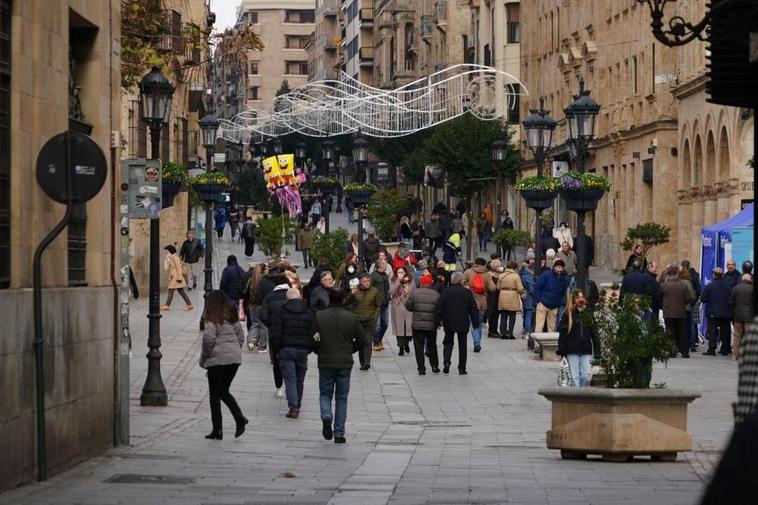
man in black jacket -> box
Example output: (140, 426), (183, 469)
(239, 216), (256, 259)
(259, 273), (291, 396)
(405, 274), (441, 375)
(702, 267), (733, 356)
(435, 272), (479, 374)
(309, 271), (334, 312)
(724, 259), (741, 291)
(620, 260), (659, 312)
(271, 288), (316, 419)
(179, 231), (203, 290)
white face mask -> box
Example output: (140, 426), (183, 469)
(348, 266), (355, 274)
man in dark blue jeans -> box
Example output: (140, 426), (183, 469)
(314, 289), (368, 443)
(271, 288), (315, 419)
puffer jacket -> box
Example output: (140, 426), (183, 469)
(497, 269), (525, 311)
(462, 265), (496, 310)
(363, 236), (381, 264)
(405, 286), (441, 331)
(271, 299), (315, 353)
(200, 321), (245, 368)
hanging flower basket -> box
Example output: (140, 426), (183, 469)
(520, 189), (558, 211)
(557, 172), (611, 212)
(161, 182), (182, 209)
(312, 176), (342, 194)
(188, 172), (230, 203)
(560, 188), (606, 211)
(344, 182), (377, 205)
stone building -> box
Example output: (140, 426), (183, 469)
(238, 0), (314, 110)
(0, 0), (121, 490)
(306, 0), (340, 81)
(123, 0), (214, 292)
(341, 0), (374, 83)
(518, 1), (682, 270)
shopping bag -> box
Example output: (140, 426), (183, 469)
(557, 357), (575, 387)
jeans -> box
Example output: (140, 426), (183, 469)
(566, 354), (593, 387)
(478, 232), (489, 251)
(359, 320), (375, 366)
(499, 310), (517, 338)
(374, 306), (389, 345)
(243, 238), (255, 257)
(412, 329), (438, 372)
(207, 364), (245, 432)
(707, 317), (732, 354)
(685, 311), (696, 348)
(278, 347), (308, 410)
(319, 368), (351, 438)
(301, 249), (310, 268)
(443, 330), (468, 371)
(471, 310), (487, 347)
(733, 321), (748, 359)
(523, 306), (535, 335)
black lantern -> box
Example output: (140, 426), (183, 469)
(295, 142), (308, 161)
(198, 114), (220, 149)
(490, 139), (507, 162)
(564, 80), (600, 144)
(269, 137), (283, 155)
(322, 139), (335, 161)
(523, 97), (557, 155)
(352, 136), (369, 163)
(139, 66), (175, 126)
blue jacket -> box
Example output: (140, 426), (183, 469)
(519, 267), (537, 310)
(534, 270), (569, 309)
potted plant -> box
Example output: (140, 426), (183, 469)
(515, 176), (559, 210)
(538, 295), (700, 462)
(188, 172), (230, 202)
(310, 227), (349, 271)
(491, 229), (532, 252)
(311, 176), (342, 193)
(254, 215), (295, 259)
(343, 182), (377, 205)
(557, 171), (611, 211)
(161, 161), (187, 208)
(365, 189), (408, 242)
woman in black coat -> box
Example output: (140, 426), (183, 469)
(557, 290), (600, 387)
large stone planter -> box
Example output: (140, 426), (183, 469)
(538, 387), (700, 462)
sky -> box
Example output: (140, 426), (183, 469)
(210, 0), (241, 32)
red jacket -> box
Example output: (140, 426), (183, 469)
(392, 251), (417, 272)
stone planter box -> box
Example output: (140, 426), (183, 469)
(560, 188), (606, 211)
(519, 189), (557, 211)
(538, 387), (700, 462)
(192, 182), (227, 203)
(161, 182), (182, 209)
(381, 241), (402, 258)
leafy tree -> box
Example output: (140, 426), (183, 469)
(366, 189), (408, 241)
(423, 115), (519, 199)
(492, 229), (531, 250)
(620, 222), (671, 259)
(236, 162), (271, 210)
(310, 228), (349, 272)
(254, 216), (295, 258)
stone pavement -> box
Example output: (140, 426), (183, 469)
(0, 211), (737, 505)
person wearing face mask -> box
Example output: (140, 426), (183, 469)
(389, 266), (414, 355)
(336, 252), (362, 288)
(534, 259), (570, 333)
(557, 290), (600, 387)
(553, 222), (573, 250)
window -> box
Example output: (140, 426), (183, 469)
(285, 10), (314, 23)
(158, 9), (183, 52)
(249, 86), (259, 100)
(250, 61), (259, 74)
(506, 3), (520, 44)
(248, 11), (258, 24)
(0, 0), (9, 288)
(67, 203), (87, 286)
(508, 93), (520, 124)
(346, 1), (358, 22)
(632, 55), (638, 94)
(347, 35), (359, 59)
(285, 35), (309, 49)
(286, 61), (308, 75)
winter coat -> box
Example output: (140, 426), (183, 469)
(336, 261), (362, 288)
(434, 284), (479, 333)
(730, 282), (753, 322)
(534, 270), (569, 309)
(389, 279), (414, 336)
(620, 270), (660, 309)
(462, 265), (496, 310)
(553, 227), (573, 249)
(539, 236), (560, 257)
(180, 239), (203, 263)
(309, 285), (330, 312)
(556, 249), (577, 276)
(363, 236), (381, 264)
(405, 286), (441, 331)
(346, 286), (382, 323)
(220, 263), (247, 302)
(392, 251), (417, 273)
(298, 228), (314, 250)
(724, 269), (741, 291)
(259, 286), (289, 329)
(557, 309), (600, 357)
(240, 222), (256, 240)
(624, 253), (647, 274)
(702, 278), (734, 319)
(314, 306), (368, 369)
(370, 269), (391, 306)
(519, 267), (537, 310)
(659, 277), (693, 319)
(200, 320), (244, 368)
(442, 232), (461, 265)
(497, 269), (525, 312)
(164, 253), (187, 290)
(682, 279), (697, 312)
(270, 299), (316, 353)
(425, 219), (441, 239)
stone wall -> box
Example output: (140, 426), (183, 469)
(0, 287), (115, 490)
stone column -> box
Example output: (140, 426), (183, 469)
(703, 184), (718, 229)
(690, 189), (704, 266)
(677, 190), (693, 265)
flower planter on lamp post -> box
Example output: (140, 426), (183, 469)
(560, 188), (606, 212)
(161, 182), (182, 209)
(520, 189), (558, 211)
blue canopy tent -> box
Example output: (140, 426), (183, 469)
(700, 203), (754, 286)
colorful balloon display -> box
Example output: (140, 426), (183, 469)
(262, 154), (306, 216)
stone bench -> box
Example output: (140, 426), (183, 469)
(532, 332), (560, 361)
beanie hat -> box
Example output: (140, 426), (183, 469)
(526, 251), (535, 261)
(546, 248), (556, 258)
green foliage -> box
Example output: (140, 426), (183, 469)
(310, 228), (349, 272)
(423, 115), (519, 198)
(619, 222), (671, 258)
(591, 295), (675, 388)
(236, 163), (271, 210)
(515, 176), (559, 191)
(344, 182), (378, 193)
(188, 172), (229, 185)
(254, 216), (295, 259)
(492, 229), (531, 249)
(311, 176), (342, 188)
(162, 161), (187, 184)
(558, 171), (613, 192)
(366, 189), (407, 241)
(540, 208), (555, 228)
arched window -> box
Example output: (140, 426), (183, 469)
(718, 126), (730, 180)
(681, 138), (691, 189)
(705, 131), (716, 184)
(693, 135), (703, 187)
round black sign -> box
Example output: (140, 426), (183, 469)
(36, 130), (108, 204)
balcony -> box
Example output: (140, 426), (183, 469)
(433, 0), (447, 31)
(360, 46), (374, 67)
(323, 7), (337, 17)
(421, 15), (433, 39)
(359, 7), (373, 28)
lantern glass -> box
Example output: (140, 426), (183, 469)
(295, 142), (307, 160)
(490, 140), (507, 161)
(198, 114), (220, 149)
(139, 67), (175, 124)
(270, 138), (283, 155)
(322, 140), (335, 160)
(352, 137), (368, 162)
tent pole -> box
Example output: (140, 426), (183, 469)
(753, 108), (757, 317)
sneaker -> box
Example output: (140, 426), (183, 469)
(443, 365), (450, 374)
(275, 387), (284, 398)
(322, 418), (333, 440)
(431, 367), (440, 374)
(257, 347), (269, 354)
(459, 370), (468, 375)
(418, 369), (426, 375)
(247, 342), (256, 352)
(359, 364), (370, 371)
(286, 409), (299, 419)
(703, 349), (716, 356)
(373, 342), (384, 351)
(334, 436), (346, 444)
(473, 345), (481, 353)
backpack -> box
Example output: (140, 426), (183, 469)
(471, 272), (485, 295)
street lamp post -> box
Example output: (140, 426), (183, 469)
(564, 80), (600, 293)
(198, 113), (220, 331)
(490, 139), (507, 257)
(139, 66), (174, 407)
(522, 97), (557, 277)
(353, 136), (370, 257)
(322, 139), (335, 232)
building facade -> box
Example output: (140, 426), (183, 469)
(307, 0), (340, 81)
(341, 0), (374, 83)
(238, 0), (314, 111)
(0, 0), (121, 489)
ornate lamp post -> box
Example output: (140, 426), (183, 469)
(564, 80), (600, 293)
(198, 113), (220, 330)
(352, 135), (370, 256)
(522, 97), (557, 277)
(295, 142), (308, 168)
(139, 66), (174, 407)
(321, 139), (336, 231)
(269, 137), (283, 156)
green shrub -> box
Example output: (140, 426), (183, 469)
(254, 215), (295, 259)
(311, 228), (349, 272)
(492, 229), (531, 250)
(619, 222), (671, 259)
(365, 189), (407, 241)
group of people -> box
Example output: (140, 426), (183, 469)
(620, 245), (754, 360)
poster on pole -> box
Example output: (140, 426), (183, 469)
(122, 158), (162, 219)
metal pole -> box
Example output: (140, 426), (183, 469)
(201, 146), (215, 331)
(33, 130), (74, 481)
(534, 149), (544, 277)
(140, 123), (167, 406)
(575, 145), (588, 294)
